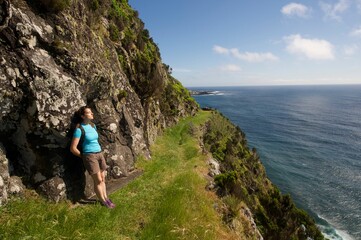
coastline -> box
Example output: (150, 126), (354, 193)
(189, 85), (361, 240)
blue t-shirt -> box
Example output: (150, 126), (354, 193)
(73, 123), (101, 153)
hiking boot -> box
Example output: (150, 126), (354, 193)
(102, 200), (115, 209)
(106, 199), (116, 208)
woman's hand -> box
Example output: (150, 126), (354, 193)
(70, 137), (81, 158)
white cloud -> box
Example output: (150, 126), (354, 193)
(213, 45), (279, 62)
(284, 34), (335, 60)
(281, 3), (310, 18)
(230, 49), (279, 62)
(219, 64), (242, 72)
(320, 0), (350, 21)
(343, 44), (359, 55)
(213, 45), (229, 54)
(350, 26), (361, 37)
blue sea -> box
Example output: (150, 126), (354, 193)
(190, 85), (361, 240)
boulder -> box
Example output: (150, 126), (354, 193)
(208, 157), (221, 177)
(8, 175), (25, 195)
(38, 176), (66, 203)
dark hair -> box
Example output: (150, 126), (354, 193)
(66, 106), (95, 139)
(77, 106), (90, 118)
(74, 106), (94, 127)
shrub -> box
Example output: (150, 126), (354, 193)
(215, 171), (237, 188)
(109, 23), (120, 41)
(116, 89), (127, 101)
(122, 27), (136, 48)
(117, 54), (127, 70)
(89, 0), (99, 11)
(223, 195), (241, 218)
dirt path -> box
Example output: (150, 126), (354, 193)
(106, 170), (143, 195)
(76, 170), (143, 205)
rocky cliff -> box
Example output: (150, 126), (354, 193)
(0, 0), (198, 204)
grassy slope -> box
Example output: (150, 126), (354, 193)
(0, 111), (242, 240)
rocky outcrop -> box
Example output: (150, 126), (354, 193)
(37, 175), (66, 203)
(0, 0), (198, 202)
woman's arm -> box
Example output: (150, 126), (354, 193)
(70, 137), (81, 158)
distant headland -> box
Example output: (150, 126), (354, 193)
(188, 90), (220, 95)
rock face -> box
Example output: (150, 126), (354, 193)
(0, 143), (10, 206)
(0, 143), (24, 206)
(0, 0), (198, 202)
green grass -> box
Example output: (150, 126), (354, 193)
(0, 111), (237, 240)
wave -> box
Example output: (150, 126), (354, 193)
(208, 91), (224, 95)
(316, 215), (354, 240)
(188, 88), (230, 96)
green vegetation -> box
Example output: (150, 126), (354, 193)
(109, 23), (120, 41)
(223, 195), (242, 219)
(0, 111), (324, 239)
(203, 111), (324, 240)
(116, 89), (127, 101)
(89, 0), (99, 11)
(109, 0), (133, 24)
(160, 76), (199, 117)
(136, 41), (159, 64)
(0, 111), (240, 240)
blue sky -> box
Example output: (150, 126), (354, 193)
(128, 0), (361, 87)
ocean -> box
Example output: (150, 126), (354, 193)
(190, 85), (361, 240)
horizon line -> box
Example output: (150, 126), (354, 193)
(185, 82), (361, 88)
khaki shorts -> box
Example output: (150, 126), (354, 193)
(82, 152), (107, 175)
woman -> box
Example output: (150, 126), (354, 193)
(70, 106), (115, 208)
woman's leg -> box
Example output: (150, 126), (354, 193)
(91, 171), (107, 203)
(100, 171), (115, 207)
(101, 170), (108, 200)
